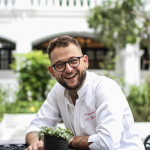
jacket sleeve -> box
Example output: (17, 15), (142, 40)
(88, 78), (131, 150)
(26, 83), (62, 134)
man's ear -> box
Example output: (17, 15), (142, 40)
(83, 55), (89, 69)
(48, 66), (55, 77)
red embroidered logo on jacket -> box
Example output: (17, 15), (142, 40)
(84, 110), (96, 122)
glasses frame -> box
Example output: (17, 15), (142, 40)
(51, 55), (84, 72)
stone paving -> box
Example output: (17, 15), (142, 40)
(0, 114), (149, 144)
(0, 114), (65, 144)
(0, 114), (36, 144)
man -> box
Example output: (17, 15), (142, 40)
(26, 36), (144, 150)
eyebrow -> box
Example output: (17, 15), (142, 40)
(54, 56), (77, 64)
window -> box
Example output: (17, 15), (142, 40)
(0, 38), (15, 69)
(33, 36), (115, 69)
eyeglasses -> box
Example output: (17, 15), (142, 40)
(51, 56), (84, 72)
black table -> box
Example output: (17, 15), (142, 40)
(0, 144), (28, 150)
(0, 144), (78, 150)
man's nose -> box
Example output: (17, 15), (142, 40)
(65, 62), (73, 72)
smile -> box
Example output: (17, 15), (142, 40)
(65, 73), (77, 79)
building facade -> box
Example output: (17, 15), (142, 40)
(0, 0), (149, 92)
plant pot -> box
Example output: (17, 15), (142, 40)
(44, 135), (68, 150)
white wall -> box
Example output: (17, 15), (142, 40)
(0, 0), (149, 87)
(0, 0), (94, 53)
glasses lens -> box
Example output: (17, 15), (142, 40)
(69, 57), (79, 67)
(55, 62), (65, 71)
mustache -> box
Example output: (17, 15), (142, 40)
(64, 71), (78, 75)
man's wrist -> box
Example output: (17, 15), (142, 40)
(68, 136), (75, 147)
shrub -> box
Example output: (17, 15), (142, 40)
(126, 79), (150, 122)
(0, 86), (10, 121)
(0, 86), (45, 121)
(5, 100), (44, 114)
(10, 51), (56, 101)
(104, 72), (150, 122)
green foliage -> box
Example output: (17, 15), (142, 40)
(104, 73), (150, 122)
(139, 11), (150, 55)
(0, 98), (44, 121)
(10, 51), (56, 101)
(5, 100), (44, 114)
(98, 51), (116, 70)
(126, 80), (150, 122)
(87, 0), (143, 49)
(0, 86), (9, 121)
(38, 126), (73, 141)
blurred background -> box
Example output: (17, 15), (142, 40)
(0, 0), (150, 144)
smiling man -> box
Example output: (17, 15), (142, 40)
(25, 36), (144, 150)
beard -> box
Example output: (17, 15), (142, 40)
(56, 69), (86, 90)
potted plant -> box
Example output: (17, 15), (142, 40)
(38, 126), (73, 150)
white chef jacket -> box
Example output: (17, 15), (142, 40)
(26, 71), (145, 150)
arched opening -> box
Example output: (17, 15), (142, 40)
(0, 38), (16, 69)
(32, 35), (115, 70)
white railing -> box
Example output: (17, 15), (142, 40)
(0, 0), (101, 10)
(0, 0), (149, 11)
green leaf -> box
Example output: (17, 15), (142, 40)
(38, 126), (73, 140)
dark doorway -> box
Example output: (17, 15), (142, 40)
(140, 42), (149, 70)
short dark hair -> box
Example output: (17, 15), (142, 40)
(47, 35), (81, 59)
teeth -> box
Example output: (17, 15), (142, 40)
(65, 74), (75, 79)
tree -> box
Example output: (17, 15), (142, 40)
(132, 10), (150, 71)
(87, 0), (142, 49)
(87, 0), (150, 78)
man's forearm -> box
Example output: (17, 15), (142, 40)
(25, 131), (39, 145)
(70, 136), (93, 150)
